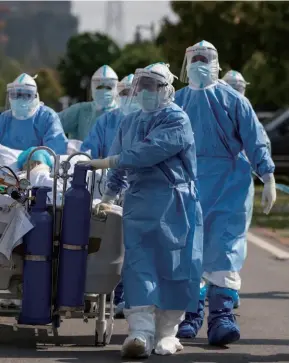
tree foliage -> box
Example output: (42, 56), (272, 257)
(111, 41), (166, 80)
(35, 68), (64, 110)
(0, 54), (23, 108)
(157, 1), (289, 108)
(57, 32), (120, 102)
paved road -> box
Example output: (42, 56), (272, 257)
(0, 237), (289, 362)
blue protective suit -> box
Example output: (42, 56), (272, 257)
(0, 104), (67, 154)
(105, 103), (203, 311)
(59, 101), (117, 141)
(175, 81), (275, 275)
(81, 108), (124, 158)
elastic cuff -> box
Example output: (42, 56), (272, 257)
(262, 173), (275, 184)
(108, 155), (120, 169)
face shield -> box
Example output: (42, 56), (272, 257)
(6, 86), (39, 120)
(180, 41), (220, 88)
(126, 69), (174, 113)
(117, 76), (141, 115)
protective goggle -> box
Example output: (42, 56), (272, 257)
(95, 85), (113, 90)
(133, 76), (166, 93)
(187, 47), (218, 65)
(119, 88), (130, 97)
(91, 79), (117, 90)
(8, 88), (37, 102)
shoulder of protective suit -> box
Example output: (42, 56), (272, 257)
(38, 104), (59, 119)
(167, 102), (185, 112)
(0, 109), (12, 119)
(218, 79), (227, 86)
(216, 80), (243, 99)
(175, 86), (187, 97)
(110, 107), (122, 117)
(162, 102), (190, 124)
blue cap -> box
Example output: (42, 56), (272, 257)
(17, 147), (53, 169)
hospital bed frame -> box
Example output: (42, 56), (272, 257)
(0, 146), (124, 346)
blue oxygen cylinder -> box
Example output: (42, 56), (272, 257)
(18, 186), (53, 325)
(56, 164), (91, 311)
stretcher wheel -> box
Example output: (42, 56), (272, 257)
(84, 300), (91, 313)
(95, 332), (107, 347)
(52, 314), (61, 329)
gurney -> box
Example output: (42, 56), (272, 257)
(0, 146), (124, 346)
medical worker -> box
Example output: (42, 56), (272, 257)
(222, 70), (271, 154)
(59, 65), (118, 141)
(175, 41), (276, 346)
(78, 63), (203, 358)
(81, 74), (140, 158)
(81, 74), (140, 314)
(222, 70), (249, 95)
(0, 74), (67, 154)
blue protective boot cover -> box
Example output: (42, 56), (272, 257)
(176, 299), (205, 338)
(207, 285), (240, 346)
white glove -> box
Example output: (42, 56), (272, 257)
(261, 173), (276, 215)
(77, 155), (119, 170)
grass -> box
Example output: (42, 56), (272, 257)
(252, 184), (289, 230)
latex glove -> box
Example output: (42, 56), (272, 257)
(94, 202), (112, 218)
(261, 173), (276, 215)
(77, 155), (119, 170)
(93, 194), (115, 217)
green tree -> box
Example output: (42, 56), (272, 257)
(111, 41), (166, 80)
(35, 68), (64, 110)
(0, 54), (23, 108)
(57, 32), (120, 102)
(243, 52), (289, 110)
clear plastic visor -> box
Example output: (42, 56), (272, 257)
(8, 88), (37, 102)
(128, 75), (165, 97)
(229, 80), (247, 94)
(180, 46), (219, 83)
(126, 73), (166, 111)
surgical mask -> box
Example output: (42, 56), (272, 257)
(119, 96), (140, 115)
(93, 89), (114, 108)
(136, 90), (159, 112)
(187, 62), (215, 88)
(10, 99), (34, 119)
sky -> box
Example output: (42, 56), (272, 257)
(71, 1), (178, 45)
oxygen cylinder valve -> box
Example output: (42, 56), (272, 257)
(11, 190), (26, 203)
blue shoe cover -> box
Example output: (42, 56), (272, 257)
(232, 290), (241, 309)
(115, 301), (125, 319)
(200, 284), (208, 300)
(207, 285), (240, 346)
(114, 281), (124, 306)
(176, 300), (205, 339)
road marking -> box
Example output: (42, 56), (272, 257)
(247, 231), (289, 260)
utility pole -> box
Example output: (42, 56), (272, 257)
(105, 1), (124, 47)
(134, 22), (155, 44)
